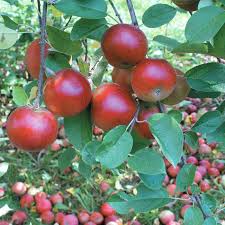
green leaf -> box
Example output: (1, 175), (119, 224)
(142, 4), (176, 28)
(198, 0), (213, 9)
(148, 113), (183, 166)
(173, 42), (209, 54)
(77, 58), (89, 76)
(139, 173), (165, 190)
(0, 23), (19, 49)
(47, 25), (82, 56)
(55, 0), (107, 19)
(185, 6), (225, 43)
(188, 89), (221, 99)
(203, 217), (217, 225)
(78, 160), (92, 179)
(64, 109), (92, 150)
(168, 110), (182, 123)
(46, 52), (71, 75)
(92, 57), (108, 86)
(131, 131), (151, 153)
(1, 15), (18, 30)
(176, 164), (196, 192)
(71, 18), (106, 41)
(81, 141), (101, 165)
(54, 203), (70, 211)
(87, 24), (108, 41)
(58, 148), (76, 170)
(153, 35), (180, 49)
(184, 207), (204, 225)
(206, 122), (225, 146)
(218, 101), (225, 114)
(192, 111), (225, 134)
(128, 149), (165, 175)
(184, 131), (199, 150)
(12, 86), (28, 106)
(186, 63), (225, 93)
(96, 126), (133, 169)
(201, 193), (217, 216)
(0, 162), (9, 177)
(108, 184), (171, 214)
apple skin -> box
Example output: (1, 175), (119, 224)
(44, 69), (92, 117)
(162, 69), (190, 105)
(100, 203), (116, 217)
(134, 106), (160, 139)
(11, 211), (27, 225)
(12, 182), (27, 196)
(172, 0), (200, 11)
(24, 38), (49, 79)
(91, 83), (137, 131)
(20, 194), (34, 208)
(131, 59), (177, 102)
(40, 211), (55, 224)
(159, 210), (175, 224)
(6, 106), (58, 151)
(89, 212), (104, 225)
(112, 67), (133, 93)
(101, 24), (148, 68)
(180, 205), (192, 218)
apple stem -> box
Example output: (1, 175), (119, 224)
(126, 0), (139, 27)
(157, 101), (165, 113)
(82, 39), (88, 62)
(108, 0), (123, 23)
(127, 100), (140, 133)
(34, 1), (48, 108)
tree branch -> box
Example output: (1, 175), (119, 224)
(157, 101), (165, 113)
(34, 1), (48, 108)
(36, 0), (42, 27)
(126, 0), (138, 26)
(108, 0), (123, 23)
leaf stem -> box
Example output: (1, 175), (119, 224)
(126, 0), (138, 26)
(108, 0), (123, 23)
(157, 101), (165, 113)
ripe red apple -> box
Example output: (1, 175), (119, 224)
(35, 192), (47, 202)
(78, 211), (90, 224)
(199, 159), (211, 169)
(44, 69), (92, 117)
(197, 166), (207, 177)
(61, 214), (79, 225)
(6, 106), (58, 151)
(105, 215), (123, 224)
(208, 167), (220, 177)
(180, 205), (192, 218)
(91, 83), (137, 131)
(50, 193), (63, 205)
(112, 67), (133, 93)
(100, 203), (116, 217)
(36, 198), (52, 214)
(198, 138), (205, 145)
(167, 165), (180, 178)
(0, 188), (5, 197)
(194, 171), (202, 183)
(212, 161), (225, 172)
(159, 210), (175, 224)
(167, 184), (176, 196)
(172, 0), (200, 11)
(11, 211), (27, 225)
(0, 221), (9, 225)
(40, 211), (55, 224)
(200, 180), (211, 192)
(55, 212), (65, 224)
(186, 156), (198, 165)
(24, 38), (49, 79)
(12, 182), (27, 196)
(208, 142), (218, 150)
(100, 181), (110, 193)
(20, 194), (34, 208)
(131, 58), (176, 102)
(101, 24), (148, 68)
(134, 106), (160, 139)
(199, 144), (212, 154)
(90, 212), (104, 225)
(162, 69), (190, 105)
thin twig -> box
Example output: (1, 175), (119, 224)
(36, 0), (42, 27)
(194, 195), (208, 219)
(157, 101), (165, 113)
(127, 99), (140, 133)
(82, 39), (88, 62)
(126, 0), (138, 26)
(108, 0), (123, 23)
(63, 16), (72, 30)
(34, 2), (48, 108)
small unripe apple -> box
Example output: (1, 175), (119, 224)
(12, 182), (27, 196)
(197, 166), (207, 177)
(101, 24), (148, 68)
(208, 167), (220, 177)
(44, 69), (92, 117)
(50, 193), (63, 205)
(194, 171), (202, 183)
(180, 205), (192, 218)
(0, 188), (5, 197)
(212, 161), (225, 172)
(131, 59), (177, 102)
(36, 198), (52, 214)
(40, 211), (54, 224)
(78, 211), (90, 224)
(55, 212), (65, 224)
(6, 106), (58, 151)
(20, 194), (34, 208)
(200, 180), (211, 192)
(186, 156), (198, 165)
(199, 159), (211, 169)
(100, 203), (116, 217)
(199, 144), (212, 154)
(159, 210), (175, 224)
(198, 138), (205, 145)
(167, 184), (176, 196)
(100, 181), (110, 193)
(11, 211), (27, 225)
(112, 67), (133, 93)
(167, 165), (180, 178)
(61, 214), (79, 225)
(90, 212), (104, 225)
(91, 83), (136, 131)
